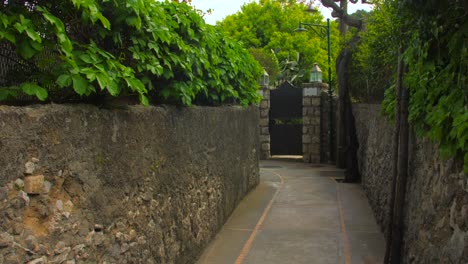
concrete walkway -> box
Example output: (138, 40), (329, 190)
(197, 159), (385, 264)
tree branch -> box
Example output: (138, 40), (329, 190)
(320, 0), (363, 30)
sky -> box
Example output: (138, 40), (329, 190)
(191, 0), (374, 25)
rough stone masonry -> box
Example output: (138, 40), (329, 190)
(0, 104), (260, 263)
(353, 104), (467, 263)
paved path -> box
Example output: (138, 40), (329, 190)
(197, 159), (385, 264)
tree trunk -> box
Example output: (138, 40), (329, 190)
(339, 0), (348, 34)
(319, 0), (363, 174)
(336, 33), (360, 182)
(344, 90), (359, 181)
(334, 0), (349, 169)
(336, 52), (347, 169)
(384, 47), (404, 264)
(389, 54), (410, 263)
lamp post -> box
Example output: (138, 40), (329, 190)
(295, 18), (334, 162)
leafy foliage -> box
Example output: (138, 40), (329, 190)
(400, 4), (467, 172)
(277, 51), (306, 84)
(0, 0), (262, 106)
(357, 0), (467, 172)
(348, 6), (398, 102)
(216, 0), (340, 85)
(249, 48), (281, 84)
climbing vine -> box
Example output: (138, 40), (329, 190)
(0, 0), (262, 106)
(358, 0), (467, 172)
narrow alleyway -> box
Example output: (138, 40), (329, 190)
(197, 159), (385, 264)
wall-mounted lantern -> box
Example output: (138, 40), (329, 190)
(260, 69), (270, 87)
(310, 63), (322, 83)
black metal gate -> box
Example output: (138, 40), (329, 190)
(269, 82), (302, 155)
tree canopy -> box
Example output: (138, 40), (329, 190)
(216, 0), (340, 85)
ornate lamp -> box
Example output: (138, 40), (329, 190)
(310, 63), (322, 83)
(260, 69), (269, 87)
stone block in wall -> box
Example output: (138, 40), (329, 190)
(260, 135), (270, 143)
(310, 125), (318, 135)
(312, 135), (320, 144)
(309, 155), (320, 164)
(303, 98), (311, 106)
(260, 99), (269, 109)
(260, 109), (269, 118)
(302, 134), (311, 144)
(260, 151), (270, 160)
(23, 175), (45, 194)
(303, 87), (320, 97)
(314, 107), (321, 116)
(259, 118), (269, 127)
(261, 127), (269, 135)
(303, 126), (308, 134)
(303, 153), (320, 164)
(262, 89), (270, 98)
(311, 117), (320, 126)
(303, 144), (309, 153)
(309, 144), (320, 155)
(311, 97), (321, 106)
(261, 142), (270, 151)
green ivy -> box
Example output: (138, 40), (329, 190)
(0, 0), (262, 106)
(377, 0), (468, 173)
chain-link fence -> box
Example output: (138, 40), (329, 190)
(0, 41), (85, 104)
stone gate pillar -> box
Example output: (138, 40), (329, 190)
(258, 88), (270, 159)
(302, 82), (327, 163)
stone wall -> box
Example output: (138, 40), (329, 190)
(353, 103), (467, 263)
(0, 104), (260, 264)
(258, 88), (270, 160)
(302, 87), (322, 164)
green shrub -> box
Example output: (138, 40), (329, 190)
(0, 0), (262, 106)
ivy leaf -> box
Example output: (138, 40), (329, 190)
(125, 77), (145, 93)
(20, 83), (48, 101)
(139, 94), (149, 106)
(29, 40), (43, 51)
(96, 13), (111, 30)
(80, 67), (97, 81)
(106, 81), (120, 96)
(26, 28), (41, 43)
(126, 16), (141, 29)
(40, 9), (66, 33)
(0, 31), (16, 43)
(13, 22), (27, 33)
(56, 74), (72, 88)
(72, 75), (89, 95)
(0, 86), (19, 101)
(79, 54), (94, 64)
(0, 14), (10, 28)
(17, 39), (36, 59)
(95, 73), (109, 90)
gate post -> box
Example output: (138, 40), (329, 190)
(302, 82), (327, 163)
(258, 88), (271, 159)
